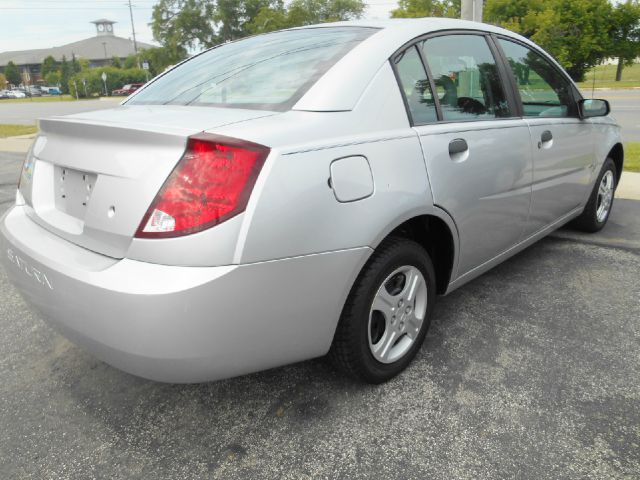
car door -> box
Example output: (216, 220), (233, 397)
(393, 33), (534, 276)
(496, 38), (595, 235)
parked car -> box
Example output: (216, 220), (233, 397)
(7, 89), (26, 98)
(27, 86), (43, 97)
(112, 83), (144, 96)
(43, 86), (62, 96)
(0, 19), (622, 384)
(0, 90), (11, 99)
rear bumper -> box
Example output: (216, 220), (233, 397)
(0, 206), (370, 382)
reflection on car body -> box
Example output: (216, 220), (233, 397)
(0, 19), (622, 384)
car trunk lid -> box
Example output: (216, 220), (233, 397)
(19, 105), (276, 258)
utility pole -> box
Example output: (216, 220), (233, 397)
(127, 0), (138, 53)
(461, 0), (483, 22)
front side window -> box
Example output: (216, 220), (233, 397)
(128, 27), (376, 111)
(498, 38), (576, 118)
(421, 35), (511, 121)
(394, 46), (438, 125)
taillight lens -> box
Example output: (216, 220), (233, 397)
(135, 133), (269, 238)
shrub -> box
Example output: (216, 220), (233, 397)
(69, 67), (147, 98)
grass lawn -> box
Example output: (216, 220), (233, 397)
(0, 124), (38, 138)
(0, 95), (90, 104)
(625, 142), (640, 173)
(576, 62), (640, 90)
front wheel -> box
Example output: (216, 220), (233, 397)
(329, 237), (436, 383)
(571, 158), (617, 233)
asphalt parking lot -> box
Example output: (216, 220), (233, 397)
(0, 150), (639, 479)
(0, 98), (122, 126)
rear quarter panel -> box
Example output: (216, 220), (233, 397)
(216, 63), (439, 264)
(236, 136), (432, 263)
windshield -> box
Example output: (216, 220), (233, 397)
(127, 27), (376, 111)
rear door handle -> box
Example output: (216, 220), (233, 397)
(448, 138), (468, 156)
(538, 130), (553, 149)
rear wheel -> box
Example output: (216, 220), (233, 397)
(571, 158), (617, 233)
(329, 237), (436, 383)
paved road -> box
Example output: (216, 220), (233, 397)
(1, 89), (639, 141)
(0, 98), (121, 125)
(586, 89), (640, 142)
(0, 151), (639, 479)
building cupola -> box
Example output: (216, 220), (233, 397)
(91, 19), (116, 36)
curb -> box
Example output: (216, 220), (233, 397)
(0, 135), (34, 154)
(578, 87), (640, 91)
(617, 171), (640, 201)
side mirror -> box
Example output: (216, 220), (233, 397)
(579, 99), (610, 119)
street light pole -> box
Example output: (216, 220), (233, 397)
(128, 0), (138, 54)
(461, 0), (483, 22)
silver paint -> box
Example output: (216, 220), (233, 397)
(0, 19), (623, 382)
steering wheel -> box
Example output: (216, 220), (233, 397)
(457, 97), (487, 115)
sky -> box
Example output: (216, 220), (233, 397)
(0, 0), (400, 53)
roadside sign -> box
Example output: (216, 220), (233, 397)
(142, 61), (149, 70)
(101, 72), (107, 96)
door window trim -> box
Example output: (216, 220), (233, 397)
(390, 45), (440, 127)
(389, 29), (521, 127)
(491, 34), (583, 120)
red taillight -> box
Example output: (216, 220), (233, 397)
(135, 133), (269, 238)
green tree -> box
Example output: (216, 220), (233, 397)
(214, 0), (278, 42)
(152, 0), (364, 47)
(609, 0), (640, 81)
(0, 73), (7, 89)
(124, 54), (139, 69)
(44, 72), (61, 86)
(151, 0), (219, 50)
(41, 55), (57, 78)
(71, 53), (81, 73)
(59, 55), (71, 94)
(4, 61), (21, 86)
(248, 4), (289, 33)
(138, 45), (188, 76)
(249, 0), (365, 34)
(485, 0), (613, 81)
(391, 0), (460, 18)
(484, 0), (544, 35)
(111, 56), (123, 68)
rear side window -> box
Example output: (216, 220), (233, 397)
(421, 35), (511, 121)
(394, 46), (438, 125)
(128, 27), (376, 111)
(498, 38), (576, 118)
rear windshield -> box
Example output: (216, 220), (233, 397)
(127, 27), (376, 111)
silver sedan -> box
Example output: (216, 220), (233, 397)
(0, 18), (623, 383)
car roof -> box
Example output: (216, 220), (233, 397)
(297, 17), (516, 35)
(292, 18), (540, 112)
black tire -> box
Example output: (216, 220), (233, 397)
(328, 236), (436, 383)
(570, 158), (617, 233)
